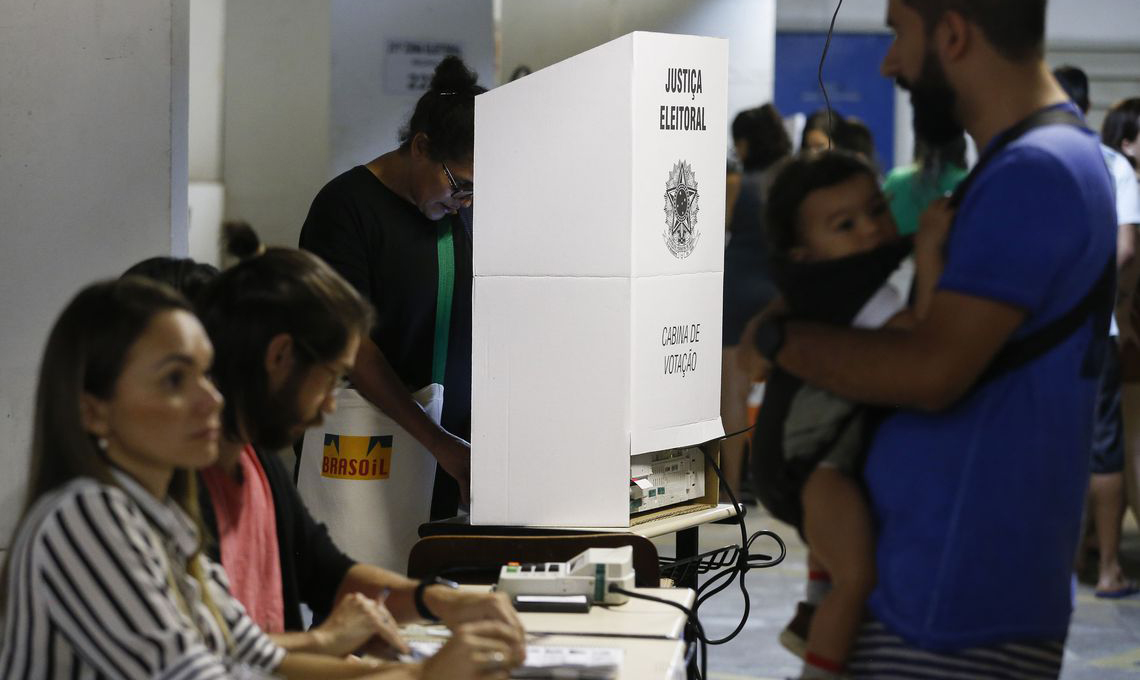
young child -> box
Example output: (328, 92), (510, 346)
(751, 150), (951, 679)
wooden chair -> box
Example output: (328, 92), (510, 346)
(407, 533), (661, 587)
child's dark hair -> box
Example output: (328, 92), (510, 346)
(398, 56), (486, 162)
(766, 150), (880, 257)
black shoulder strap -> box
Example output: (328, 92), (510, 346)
(980, 256), (1114, 383)
(952, 106), (1113, 384)
(949, 107), (1086, 209)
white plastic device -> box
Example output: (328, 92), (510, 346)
(629, 447), (705, 514)
(494, 546), (636, 605)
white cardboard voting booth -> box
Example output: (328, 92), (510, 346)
(471, 32), (727, 527)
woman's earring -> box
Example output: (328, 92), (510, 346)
(96, 437), (108, 451)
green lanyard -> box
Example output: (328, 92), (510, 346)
(433, 217), (455, 385)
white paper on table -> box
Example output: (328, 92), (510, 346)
(406, 640), (622, 679)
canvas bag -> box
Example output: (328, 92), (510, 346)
(296, 218), (455, 573)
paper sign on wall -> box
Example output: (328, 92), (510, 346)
(384, 40), (463, 95)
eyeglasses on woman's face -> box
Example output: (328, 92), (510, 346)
(441, 161), (474, 202)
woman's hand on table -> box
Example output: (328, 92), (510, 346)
(427, 590), (525, 662)
(420, 621), (524, 680)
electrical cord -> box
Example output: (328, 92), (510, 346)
(818, 0), (845, 150)
(689, 432), (786, 646)
(609, 585), (708, 680)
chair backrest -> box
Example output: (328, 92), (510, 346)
(407, 533), (661, 587)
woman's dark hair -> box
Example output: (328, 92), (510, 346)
(1, 278), (210, 607)
(765, 150), (880, 257)
(122, 257), (220, 304)
(732, 103), (792, 172)
(196, 223), (374, 442)
(833, 116), (878, 171)
(1102, 98), (1140, 168)
(901, 0), (1046, 61)
(398, 56), (487, 162)
(801, 111), (879, 168)
(802, 109), (842, 150)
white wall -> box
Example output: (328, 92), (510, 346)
(189, 0), (226, 182)
(188, 0), (227, 265)
(1047, 0), (1140, 45)
(776, 0), (887, 32)
(222, 0), (331, 249)
(329, 0), (496, 176)
(500, 0), (776, 131)
(0, 0), (188, 546)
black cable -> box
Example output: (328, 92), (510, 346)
(638, 420), (786, 650)
(691, 442), (786, 645)
(818, 0), (845, 150)
(609, 585), (708, 680)
(711, 420), (758, 443)
(682, 633), (698, 669)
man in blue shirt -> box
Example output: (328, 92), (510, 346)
(744, 1), (1117, 677)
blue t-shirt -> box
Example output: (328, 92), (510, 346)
(864, 104), (1117, 651)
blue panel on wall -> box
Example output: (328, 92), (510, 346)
(775, 32), (896, 171)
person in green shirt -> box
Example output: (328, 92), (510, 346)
(882, 133), (968, 236)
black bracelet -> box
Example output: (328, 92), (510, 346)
(753, 316), (787, 362)
(414, 576), (459, 621)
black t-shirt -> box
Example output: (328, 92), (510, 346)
(299, 166), (473, 439)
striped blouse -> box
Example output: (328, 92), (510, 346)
(1, 471), (285, 679)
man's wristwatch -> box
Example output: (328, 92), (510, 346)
(414, 576), (460, 621)
(753, 316), (787, 362)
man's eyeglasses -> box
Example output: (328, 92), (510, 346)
(293, 337), (351, 397)
(442, 162), (474, 202)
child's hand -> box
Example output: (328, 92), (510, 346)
(915, 197), (955, 259)
(912, 198), (956, 319)
(737, 297), (787, 379)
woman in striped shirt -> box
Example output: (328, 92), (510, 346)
(0, 278), (519, 679)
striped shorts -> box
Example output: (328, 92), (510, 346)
(848, 620), (1064, 679)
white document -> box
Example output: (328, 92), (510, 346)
(407, 640), (622, 679)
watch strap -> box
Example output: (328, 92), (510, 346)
(753, 316), (786, 362)
(414, 576), (458, 621)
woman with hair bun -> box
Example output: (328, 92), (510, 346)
(299, 56), (482, 525)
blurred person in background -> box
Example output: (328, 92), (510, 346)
(721, 104), (793, 502)
(882, 132), (968, 236)
(1054, 65), (1140, 599)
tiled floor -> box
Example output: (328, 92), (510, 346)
(654, 504), (1140, 680)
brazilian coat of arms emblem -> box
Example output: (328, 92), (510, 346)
(663, 160), (700, 259)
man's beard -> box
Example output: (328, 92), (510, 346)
(249, 370), (323, 449)
(900, 49), (964, 147)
